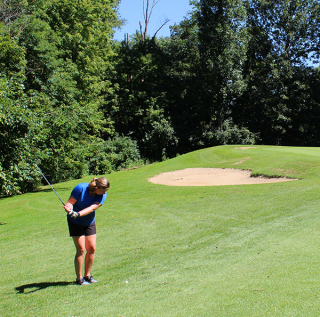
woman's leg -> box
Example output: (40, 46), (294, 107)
(84, 234), (96, 277)
(72, 236), (86, 279)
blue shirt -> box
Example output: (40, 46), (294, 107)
(67, 183), (107, 226)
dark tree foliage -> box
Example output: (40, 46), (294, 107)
(107, 34), (177, 161)
(160, 18), (203, 154)
(195, 0), (249, 146)
(234, 0), (320, 145)
(0, 0), (136, 196)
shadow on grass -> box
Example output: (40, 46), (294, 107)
(36, 187), (71, 193)
(15, 281), (74, 294)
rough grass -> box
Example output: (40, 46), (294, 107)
(1, 145), (320, 316)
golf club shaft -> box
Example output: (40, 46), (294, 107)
(35, 164), (65, 206)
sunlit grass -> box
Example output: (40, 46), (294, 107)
(1, 145), (320, 316)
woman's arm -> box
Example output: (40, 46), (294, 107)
(77, 203), (101, 217)
(64, 197), (77, 213)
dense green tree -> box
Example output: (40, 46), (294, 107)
(236, 0), (320, 144)
(282, 67), (320, 145)
(0, 75), (42, 195)
(247, 0), (320, 65)
(0, 2), (39, 195)
(0, 0), (30, 39)
(20, 0), (122, 180)
(23, 0), (120, 112)
(195, 0), (249, 145)
(162, 15), (203, 153)
(107, 35), (177, 160)
(0, 0), (124, 195)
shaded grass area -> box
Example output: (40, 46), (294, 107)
(1, 145), (320, 316)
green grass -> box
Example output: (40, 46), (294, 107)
(1, 145), (320, 316)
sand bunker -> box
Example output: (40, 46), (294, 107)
(148, 168), (297, 186)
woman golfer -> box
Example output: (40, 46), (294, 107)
(64, 177), (110, 285)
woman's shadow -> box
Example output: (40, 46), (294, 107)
(15, 281), (74, 294)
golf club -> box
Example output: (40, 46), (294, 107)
(35, 162), (65, 206)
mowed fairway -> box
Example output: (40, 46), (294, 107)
(1, 145), (320, 316)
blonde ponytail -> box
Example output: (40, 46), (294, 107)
(89, 177), (98, 193)
(89, 177), (110, 193)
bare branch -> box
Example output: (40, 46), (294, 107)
(0, 0), (30, 39)
(141, 0), (161, 40)
(139, 21), (143, 38)
(0, 0), (24, 25)
(153, 18), (170, 39)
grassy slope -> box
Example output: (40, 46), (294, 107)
(1, 145), (320, 316)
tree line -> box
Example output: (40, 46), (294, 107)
(1, 0), (320, 196)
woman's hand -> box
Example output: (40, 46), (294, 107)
(64, 197), (77, 214)
(64, 202), (74, 214)
(70, 211), (80, 218)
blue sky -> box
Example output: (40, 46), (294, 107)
(114, 0), (193, 41)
